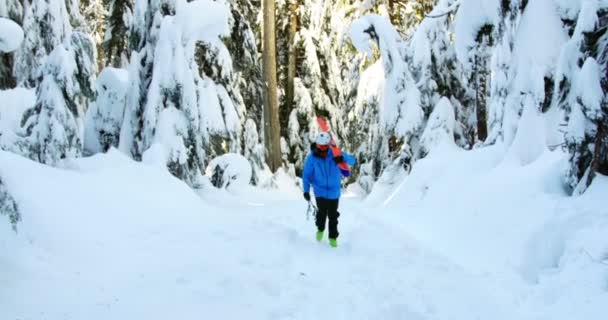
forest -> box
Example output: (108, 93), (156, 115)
(0, 1), (607, 318)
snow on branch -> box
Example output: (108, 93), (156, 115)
(0, 17), (24, 52)
(426, 1), (461, 18)
(349, 14), (423, 138)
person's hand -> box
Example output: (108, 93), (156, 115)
(303, 192), (311, 201)
(333, 155), (344, 164)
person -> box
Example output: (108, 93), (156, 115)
(302, 132), (350, 248)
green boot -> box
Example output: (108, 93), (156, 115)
(329, 238), (338, 248)
(316, 231), (324, 242)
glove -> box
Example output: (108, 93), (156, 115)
(303, 192), (311, 201)
(333, 155), (344, 164)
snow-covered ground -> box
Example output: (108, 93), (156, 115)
(1, 145), (606, 319)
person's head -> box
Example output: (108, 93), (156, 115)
(316, 132), (330, 148)
(313, 132), (331, 157)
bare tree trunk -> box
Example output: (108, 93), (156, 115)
(0, 53), (16, 89)
(473, 26), (493, 143)
(262, 0), (282, 171)
(474, 52), (489, 142)
(286, 0), (298, 118)
(587, 112), (608, 187)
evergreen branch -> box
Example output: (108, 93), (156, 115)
(425, 1), (461, 19)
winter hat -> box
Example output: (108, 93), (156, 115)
(315, 132), (331, 146)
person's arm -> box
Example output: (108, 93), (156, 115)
(302, 154), (314, 193)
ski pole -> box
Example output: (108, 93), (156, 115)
(306, 201), (317, 221)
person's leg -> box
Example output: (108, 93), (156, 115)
(315, 197), (328, 232)
(327, 198), (340, 239)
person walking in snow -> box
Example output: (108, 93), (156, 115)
(302, 132), (352, 248)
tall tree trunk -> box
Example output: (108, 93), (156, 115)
(0, 53), (16, 89)
(474, 52), (489, 142)
(473, 26), (493, 143)
(588, 115), (608, 185)
(286, 0), (298, 126)
(262, 0), (282, 171)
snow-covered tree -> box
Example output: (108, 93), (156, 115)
(14, 0), (73, 88)
(21, 32), (96, 165)
(350, 14), (423, 185)
(486, 0), (524, 145)
(195, 39), (244, 156)
(408, 0), (472, 147)
(80, 0), (108, 70)
(283, 0), (367, 173)
(120, 0), (233, 187)
(453, 0), (501, 144)
(0, 174), (20, 231)
(0, 5), (24, 226)
(244, 118), (272, 185)
(191, 0), (270, 184)
(206, 152), (252, 190)
(103, 0), (132, 67)
(84, 67), (128, 154)
(560, 1), (608, 194)
(420, 96), (456, 156)
(0, 0), (24, 89)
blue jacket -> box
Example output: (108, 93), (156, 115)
(302, 146), (355, 199)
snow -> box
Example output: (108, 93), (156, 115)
(84, 67), (129, 154)
(420, 97), (456, 156)
(369, 145), (607, 320)
(576, 58), (604, 120)
(566, 102), (587, 144)
(349, 17), (377, 59)
(454, 0), (500, 66)
(2, 0), (608, 318)
(0, 17), (23, 52)
(0, 87), (35, 133)
(507, 96), (548, 166)
(205, 153), (252, 190)
(353, 60), (384, 119)
(175, 0), (231, 43)
(2, 138), (607, 319)
(349, 14), (423, 137)
(511, 0), (568, 95)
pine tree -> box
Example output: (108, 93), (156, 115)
(121, 0), (234, 187)
(194, 0), (268, 184)
(21, 32), (96, 165)
(80, 0), (108, 70)
(84, 67), (128, 154)
(283, 0), (365, 173)
(408, 0), (471, 148)
(561, 4), (608, 194)
(0, 0), (23, 89)
(103, 0), (132, 67)
(419, 96), (456, 156)
(350, 14), (424, 186)
(121, 0), (173, 161)
(14, 0), (73, 88)
(0, 174), (20, 232)
(244, 118), (272, 185)
(453, 0), (499, 145)
(486, 0), (523, 145)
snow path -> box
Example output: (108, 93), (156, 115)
(2, 150), (604, 319)
(2, 183), (522, 319)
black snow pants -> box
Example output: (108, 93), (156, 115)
(315, 197), (340, 239)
